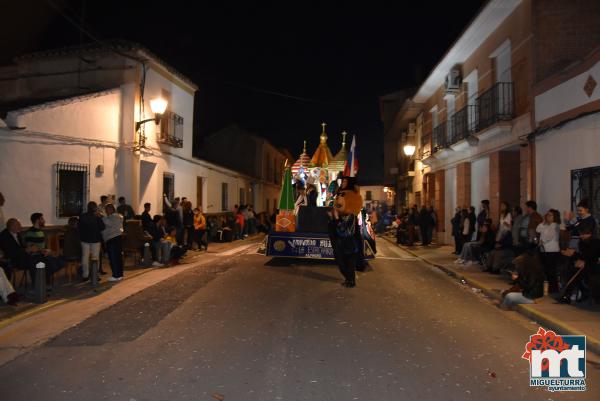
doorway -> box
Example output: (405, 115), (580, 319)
(163, 173), (174, 212)
(197, 177), (204, 209)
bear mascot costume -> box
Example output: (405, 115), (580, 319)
(328, 177), (363, 287)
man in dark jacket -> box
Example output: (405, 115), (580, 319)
(560, 224), (600, 304)
(78, 201), (105, 281)
(419, 206), (433, 246)
(117, 197), (135, 222)
(0, 218), (36, 280)
(141, 203), (152, 231)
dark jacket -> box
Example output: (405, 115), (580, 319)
(147, 222), (164, 242)
(451, 212), (461, 237)
(165, 208), (181, 228)
(577, 238), (600, 272)
(514, 251), (544, 299)
(307, 189), (318, 207)
(419, 208), (433, 227)
(117, 204), (135, 220)
(141, 211), (152, 231)
(78, 212), (105, 243)
(182, 209), (194, 227)
(0, 228), (28, 261)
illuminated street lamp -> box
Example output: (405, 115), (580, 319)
(403, 143), (416, 157)
(135, 96), (168, 151)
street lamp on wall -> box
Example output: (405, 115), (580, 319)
(403, 143), (416, 157)
(134, 96), (168, 151)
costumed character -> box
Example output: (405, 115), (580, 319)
(326, 172), (342, 206)
(328, 177), (363, 287)
(294, 184), (307, 215)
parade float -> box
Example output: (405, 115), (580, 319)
(264, 123), (375, 260)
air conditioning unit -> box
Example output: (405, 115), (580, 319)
(444, 68), (462, 94)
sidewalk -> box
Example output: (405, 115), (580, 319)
(382, 235), (600, 354)
(0, 235), (262, 331)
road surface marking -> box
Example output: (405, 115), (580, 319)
(218, 244), (256, 256)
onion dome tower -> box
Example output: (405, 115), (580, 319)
(291, 140), (311, 176)
(309, 122), (334, 168)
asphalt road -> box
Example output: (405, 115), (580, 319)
(0, 239), (598, 401)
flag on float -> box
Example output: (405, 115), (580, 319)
(343, 134), (358, 177)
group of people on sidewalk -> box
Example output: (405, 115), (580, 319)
(394, 205), (437, 246)
(448, 198), (600, 309)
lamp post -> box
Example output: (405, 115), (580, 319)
(134, 96), (168, 151)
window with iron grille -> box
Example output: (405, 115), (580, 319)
(571, 166), (600, 218)
(56, 162), (89, 218)
(159, 111), (184, 148)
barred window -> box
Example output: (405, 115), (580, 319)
(56, 162), (89, 218)
(159, 111), (184, 148)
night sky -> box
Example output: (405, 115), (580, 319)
(2, 0), (485, 182)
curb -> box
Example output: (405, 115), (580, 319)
(0, 238), (262, 331)
(382, 236), (600, 355)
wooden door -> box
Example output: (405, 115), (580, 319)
(196, 177), (203, 209)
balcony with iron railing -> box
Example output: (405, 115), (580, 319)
(420, 132), (432, 159)
(432, 121), (447, 152)
(449, 104), (478, 145)
(158, 111), (184, 148)
(476, 81), (514, 132)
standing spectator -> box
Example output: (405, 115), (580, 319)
(451, 207), (462, 254)
(141, 203), (152, 231)
(182, 200), (195, 249)
(23, 213), (64, 282)
(536, 209), (561, 294)
(98, 195), (109, 217)
(468, 206), (477, 241)
(496, 201), (512, 241)
(511, 206), (524, 247)
(193, 207), (207, 251)
(235, 208), (245, 239)
(102, 204), (124, 282)
(476, 200), (490, 236)
(0, 192), (5, 232)
(419, 205), (432, 246)
(78, 201), (105, 281)
(117, 197), (135, 222)
(428, 205), (437, 245)
(459, 209), (471, 253)
(163, 195), (182, 245)
(526, 201), (543, 242)
(407, 205), (418, 246)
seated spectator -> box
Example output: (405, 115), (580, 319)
(147, 215), (165, 267)
(511, 206), (524, 247)
(455, 220), (495, 265)
(559, 224), (600, 304)
(163, 226), (186, 263)
(483, 230), (514, 274)
(500, 247), (545, 309)
(23, 212), (64, 284)
(0, 218), (36, 280)
(117, 196), (135, 222)
(0, 267), (18, 306)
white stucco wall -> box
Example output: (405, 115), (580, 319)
(471, 156), (490, 209)
(444, 167), (457, 244)
(535, 60), (600, 124)
(535, 112), (600, 214)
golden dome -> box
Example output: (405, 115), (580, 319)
(310, 122), (334, 168)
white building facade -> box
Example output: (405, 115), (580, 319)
(0, 42), (258, 225)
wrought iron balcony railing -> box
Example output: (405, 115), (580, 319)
(476, 81), (514, 132)
(432, 121), (447, 152)
(159, 111), (184, 148)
